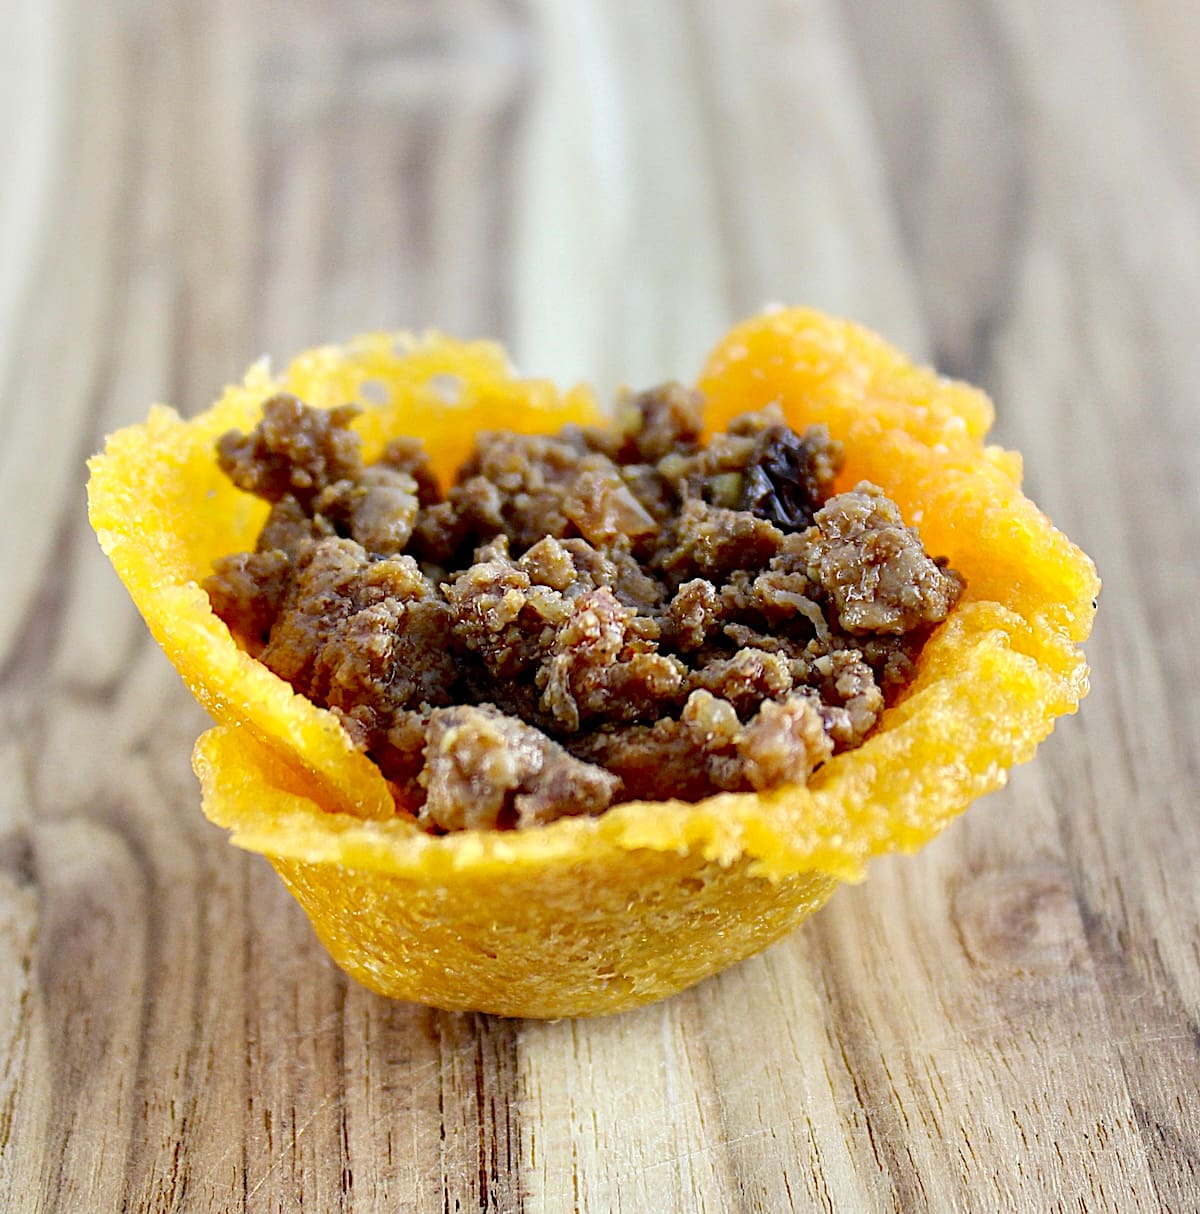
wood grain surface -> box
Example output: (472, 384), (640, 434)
(2, 0), (1197, 1210)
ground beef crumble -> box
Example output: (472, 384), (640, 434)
(206, 386), (964, 831)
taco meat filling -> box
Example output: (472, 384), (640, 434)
(205, 386), (964, 831)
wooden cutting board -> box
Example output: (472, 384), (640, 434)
(2, 0), (1197, 1209)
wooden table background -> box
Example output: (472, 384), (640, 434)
(2, 1), (1198, 1210)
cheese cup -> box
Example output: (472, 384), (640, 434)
(87, 310), (1098, 1017)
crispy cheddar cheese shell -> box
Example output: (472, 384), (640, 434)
(87, 311), (1098, 1018)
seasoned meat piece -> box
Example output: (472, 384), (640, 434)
(808, 650), (883, 749)
(666, 579), (724, 651)
(374, 707), (433, 796)
(539, 588), (685, 731)
(445, 537), (668, 707)
(527, 536), (664, 613)
(690, 648), (794, 717)
(654, 500), (785, 587)
(217, 396), (363, 506)
(808, 484), (965, 634)
(734, 693), (832, 790)
(420, 704), (618, 831)
(456, 431), (587, 553)
(257, 495), (334, 558)
(571, 689), (833, 802)
(257, 538), (371, 692)
(581, 382), (706, 464)
(260, 539), (452, 708)
(377, 436), (443, 506)
(314, 592), (455, 718)
(568, 715), (725, 803)
(314, 465), (421, 556)
(410, 475), (506, 565)
(205, 550), (292, 656)
(516, 535), (577, 592)
(854, 634), (923, 694)
(744, 566), (830, 641)
(444, 537), (573, 680)
(618, 382), (706, 463)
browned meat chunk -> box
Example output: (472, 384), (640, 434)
(420, 704), (618, 831)
(259, 538), (456, 715)
(580, 382), (707, 464)
(653, 500), (785, 587)
(538, 588), (686, 731)
(256, 538), (370, 692)
(314, 466), (421, 557)
(808, 484), (965, 634)
(217, 395), (363, 506)
(377, 436), (443, 506)
(204, 550), (292, 656)
(735, 694), (833, 790)
(690, 648), (795, 718)
(257, 496), (334, 558)
(569, 689), (832, 802)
